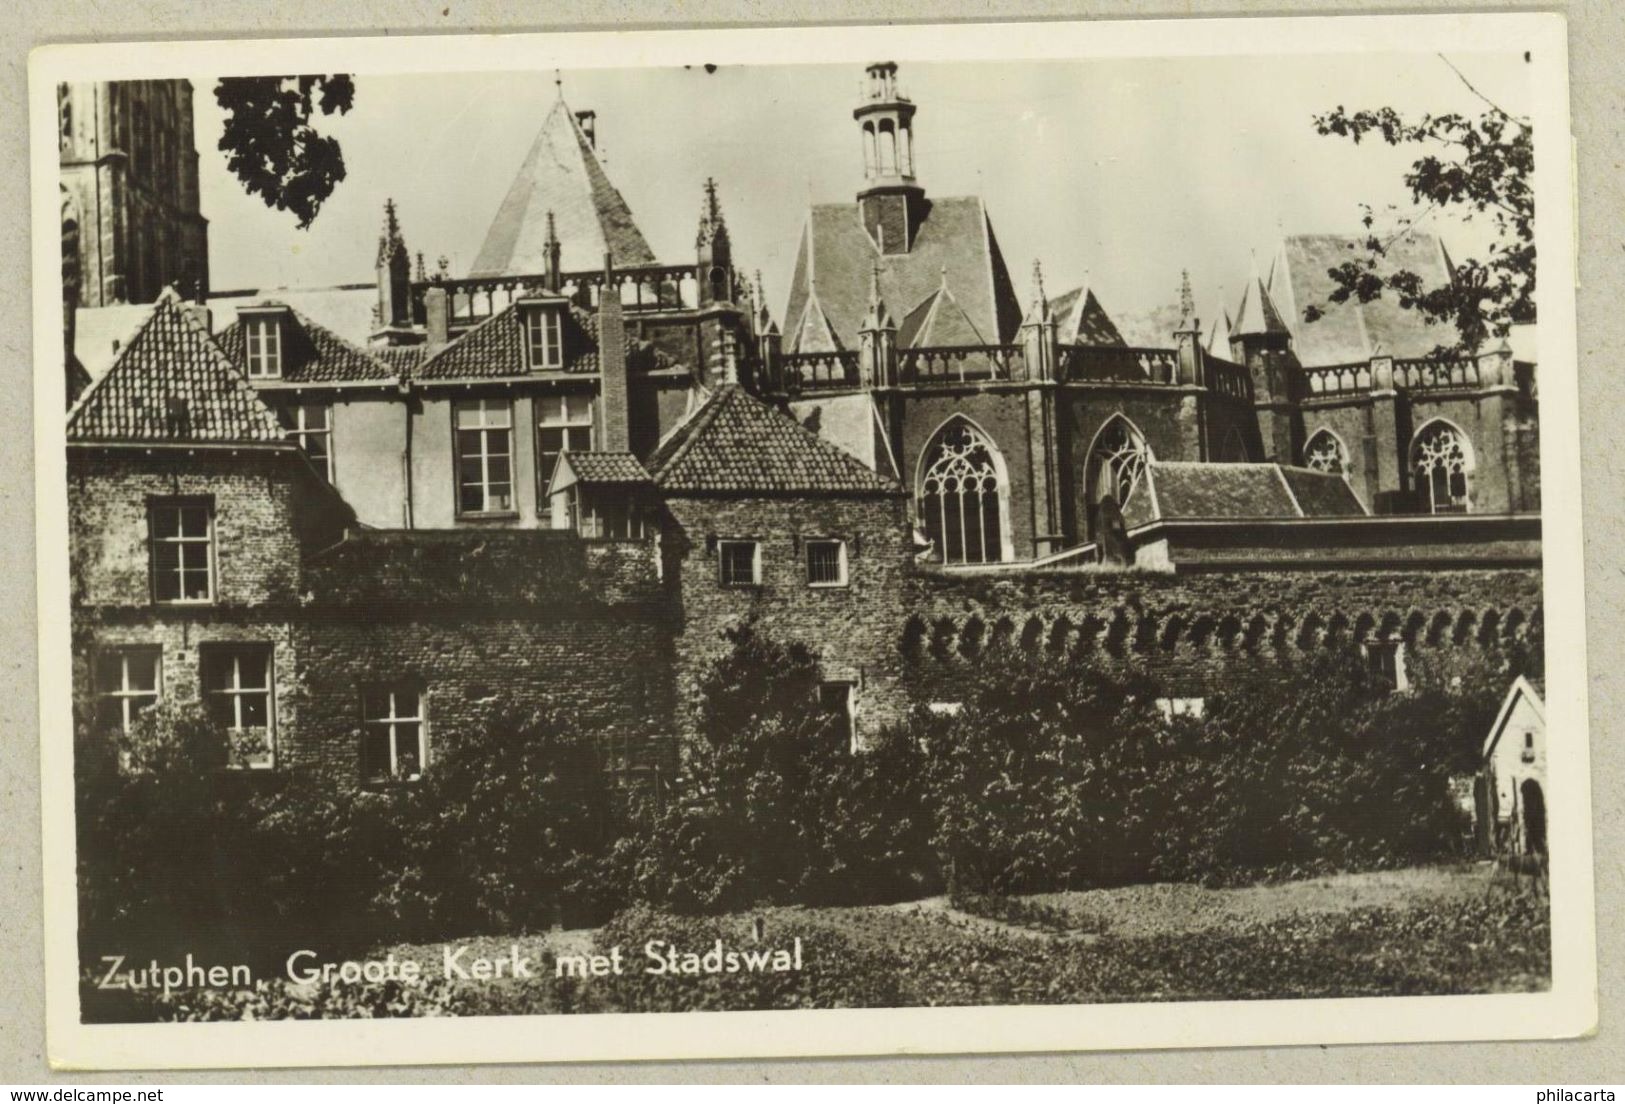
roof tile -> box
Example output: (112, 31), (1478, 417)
(216, 305), (395, 383)
(649, 385), (902, 495)
(68, 292), (287, 444)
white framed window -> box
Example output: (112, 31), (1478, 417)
(200, 644), (274, 769)
(94, 646), (161, 735)
(805, 539), (848, 587)
(524, 306), (565, 370)
(454, 399), (515, 515)
(718, 539), (760, 587)
(819, 681), (859, 752)
(284, 402), (332, 481)
(536, 392), (593, 497)
(1362, 640), (1409, 692)
(1155, 697), (1207, 722)
(361, 683), (426, 784)
(244, 316), (283, 378)
(149, 498), (213, 603)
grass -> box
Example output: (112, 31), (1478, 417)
(91, 863), (1549, 1021)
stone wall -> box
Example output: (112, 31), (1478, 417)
(662, 492), (914, 746)
(903, 564), (1542, 702)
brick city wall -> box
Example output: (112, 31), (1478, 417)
(902, 565), (1542, 702)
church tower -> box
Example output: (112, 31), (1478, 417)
(58, 80), (209, 306)
(854, 62), (927, 255)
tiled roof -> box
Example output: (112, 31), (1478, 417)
(413, 300), (677, 381)
(1124, 462), (1366, 527)
(375, 345), (429, 375)
(68, 291), (287, 444)
(897, 285), (986, 348)
(783, 196), (1022, 351)
(559, 451), (650, 484)
(1280, 467), (1368, 517)
(1050, 285), (1128, 347)
(216, 305), (395, 383)
(1268, 233), (1458, 366)
(469, 99), (657, 278)
(649, 385), (903, 496)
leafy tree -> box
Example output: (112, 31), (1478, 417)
(1308, 56), (1533, 353)
(214, 75), (355, 229)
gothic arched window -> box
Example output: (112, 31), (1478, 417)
(1304, 428), (1348, 475)
(1085, 417), (1150, 537)
(1412, 421), (1473, 513)
(919, 419), (1008, 565)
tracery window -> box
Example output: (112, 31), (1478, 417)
(1086, 417), (1149, 537)
(1412, 422), (1472, 514)
(1304, 429), (1347, 475)
(919, 421), (1006, 565)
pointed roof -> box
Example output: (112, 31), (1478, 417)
(791, 288), (843, 353)
(897, 282), (985, 348)
(1205, 309), (1234, 357)
(1049, 283), (1128, 347)
(469, 99), (657, 278)
(783, 196), (1023, 350)
(1232, 258), (1290, 338)
(1483, 674), (1546, 760)
(1271, 233), (1459, 366)
(648, 385), (903, 495)
(68, 291), (287, 444)
(1020, 260), (1052, 328)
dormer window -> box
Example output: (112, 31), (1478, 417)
(523, 302), (565, 371)
(243, 313), (285, 379)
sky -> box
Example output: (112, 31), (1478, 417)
(191, 51), (1530, 329)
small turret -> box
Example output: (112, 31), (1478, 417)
(374, 198), (413, 341)
(858, 262), (897, 387)
(1020, 260), (1059, 381)
(696, 177), (735, 306)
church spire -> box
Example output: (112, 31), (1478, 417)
(376, 197), (408, 268)
(860, 261), (895, 331)
(374, 198), (413, 340)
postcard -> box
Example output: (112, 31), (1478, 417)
(30, 13), (1592, 1069)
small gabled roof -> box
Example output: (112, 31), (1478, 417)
(549, 450), (651, 497)
(1483, 674), (1546, 760)
(1122, 461), (1367, 528)
(648, 385), (903, 496)
(216, 303), (396, 383)
(1205, 309), (1234, 357)
(1232, 264), (1290, 339)
(469, 98), (657, 278)
(1050, 284), (1128, 347)
(68, 291), (286, 445)
(897, 283), (986, 348)
(790, 288), (844, 354)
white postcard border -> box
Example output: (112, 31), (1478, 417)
(30, 12), (1593, 1071)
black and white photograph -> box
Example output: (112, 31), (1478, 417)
(30, 14), (1593, 1069)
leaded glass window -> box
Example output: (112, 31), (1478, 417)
(919, 421), (1006, 565)
(1412, 422), (1472, 513)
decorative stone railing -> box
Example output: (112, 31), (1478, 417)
(899, 344), (1025, 385)
(1394, 356), (1481, 392)
(1061, 345), (1180, 384)
(1203, 354), (1254, 401)
(783, 350), (861, 390)
(411, 264), (704, 327)
(1302, 362), (1373, 397)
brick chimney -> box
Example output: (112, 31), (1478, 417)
(597, 252), (630, 452)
